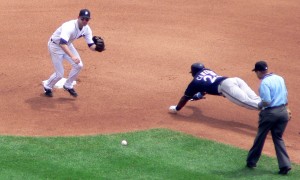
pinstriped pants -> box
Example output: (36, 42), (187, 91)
(218, 77), (261, 110)
(44, 40), (83, 89)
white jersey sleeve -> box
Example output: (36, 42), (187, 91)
(84, 25), (94, 45)
(60, 21), (75, 42)
(51, 19), (94, 46)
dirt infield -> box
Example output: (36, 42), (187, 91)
(0, 0), (299, 163)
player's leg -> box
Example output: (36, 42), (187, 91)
(220, 78), (259, 110)
(236, 77), (261, 101)
(64, 44), (83, 89)
(44, 43), (65, 90)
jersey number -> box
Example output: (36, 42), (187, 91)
(196, 70), (219, 83)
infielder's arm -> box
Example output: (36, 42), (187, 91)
(88, 44), (97, 51)
(59, 41), (80, 64)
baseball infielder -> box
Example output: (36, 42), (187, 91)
(43, 9), (104, 97)
(169, 62), (261, 113)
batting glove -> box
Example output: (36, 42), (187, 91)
(190, 92), (204, 101)
(169, 105), (178, 114)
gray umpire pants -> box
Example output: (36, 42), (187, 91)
(247, 105), (291, 169)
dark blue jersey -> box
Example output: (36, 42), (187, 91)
(184, 68), (227, 97)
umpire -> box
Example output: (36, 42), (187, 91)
(246, 61), (292, 175)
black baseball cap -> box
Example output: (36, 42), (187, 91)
(252, 61), (268, 71)
(79, 9), (91, 19)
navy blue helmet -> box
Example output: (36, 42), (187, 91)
(190, 62), (205, 76)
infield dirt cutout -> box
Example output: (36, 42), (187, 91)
(0, 0), (299, 163)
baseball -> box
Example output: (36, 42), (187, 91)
(121, 140), (128, 146)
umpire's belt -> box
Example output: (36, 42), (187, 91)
(264, 104), (286, 110)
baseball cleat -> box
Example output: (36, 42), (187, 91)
(63, 85), (78, 97)
(44, 87), (53, 97)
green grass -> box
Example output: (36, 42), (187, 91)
(0, 128), (298, 179)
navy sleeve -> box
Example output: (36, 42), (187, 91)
(185, 81), (201, 98)
(59, 38), (68, 45)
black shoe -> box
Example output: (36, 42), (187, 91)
(44, 87), (53, 97)
(246, 163), (256, 168)
(63, 85), (78, 97)
(278, 167), (291, 175)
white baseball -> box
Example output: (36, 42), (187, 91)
(121, 140), (128, 146)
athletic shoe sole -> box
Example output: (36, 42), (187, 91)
(43, 87), (53, 97)
(63, 85), (78, 97)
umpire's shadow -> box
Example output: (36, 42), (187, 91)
(25, 94), (78, 112)
(212, 166), (274, 178)
(170, 106), (257, 137)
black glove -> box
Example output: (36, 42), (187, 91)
(92, 36), (105, 52)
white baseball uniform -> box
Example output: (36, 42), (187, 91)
(44, 19), (94, 90)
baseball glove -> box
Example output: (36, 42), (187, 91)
(92, 36), (105, 52)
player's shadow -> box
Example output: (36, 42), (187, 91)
(171, 106), (257, 137)
(25, 94), (78, 112)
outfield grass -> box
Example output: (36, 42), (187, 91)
(0, 129), (298, 179)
